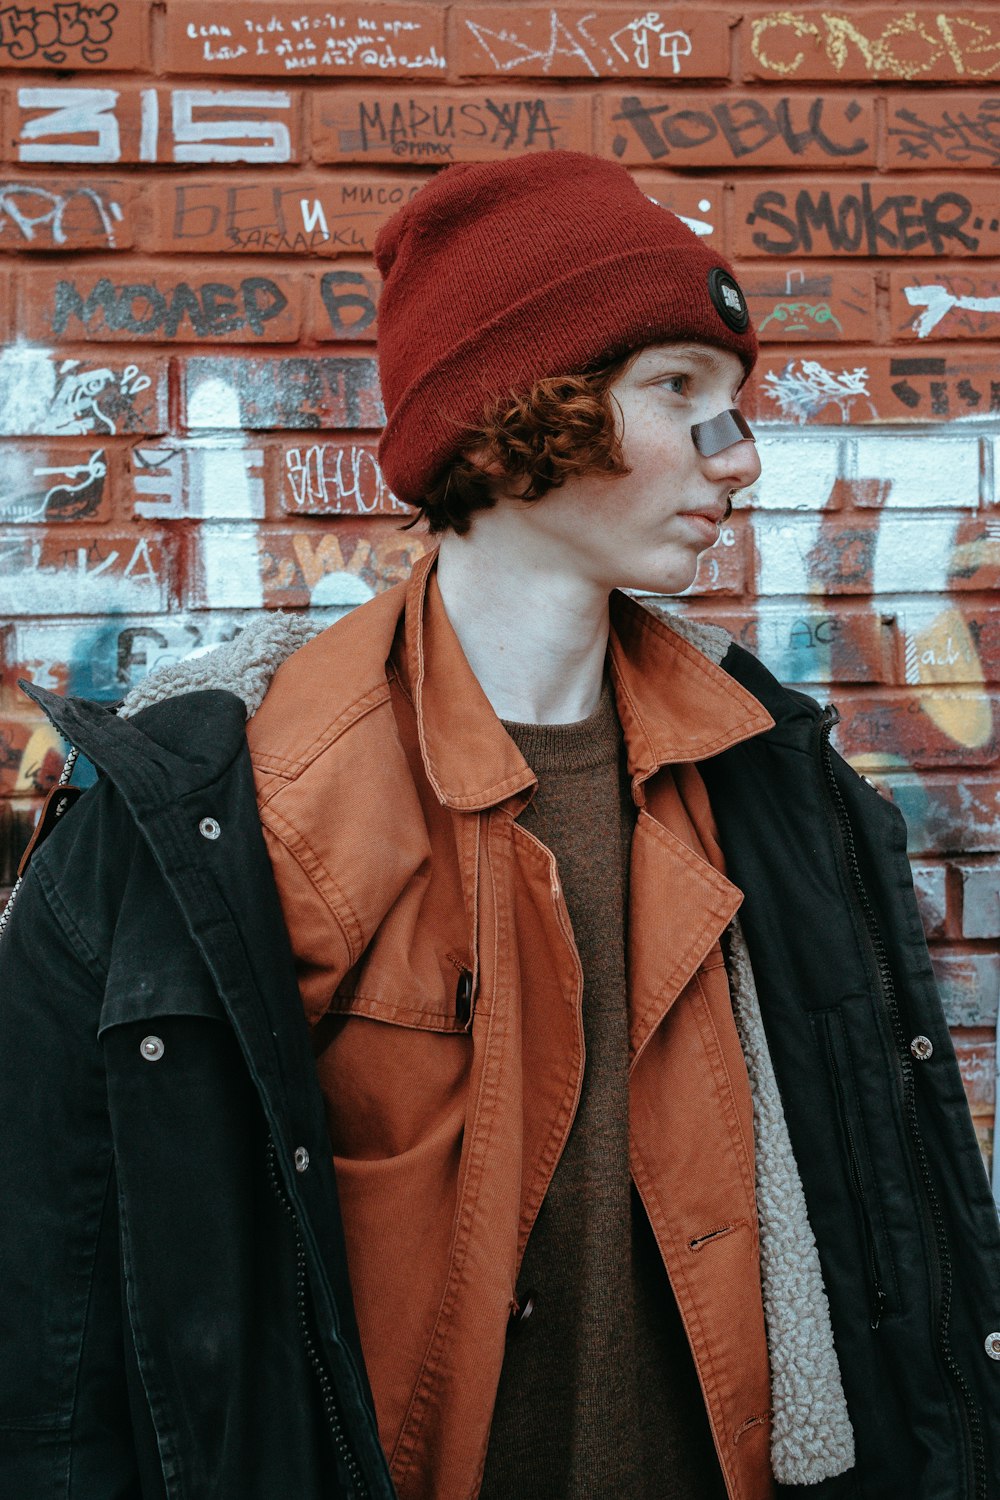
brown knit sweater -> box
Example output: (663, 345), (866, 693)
(479, 678), (728, 1500)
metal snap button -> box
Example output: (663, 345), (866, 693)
(199, 817), (221, 840)
(140, 1035), (165, 1062)
(985, 1332), (1000, 1361)
(510, 1291), (536, 1325)
(294, 1146), (310, 1173)
(910, 1035), (934, 1061)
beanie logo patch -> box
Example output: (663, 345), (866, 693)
(708, 268), (750, 333)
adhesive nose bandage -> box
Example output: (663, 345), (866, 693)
(690, 408), (755, 457)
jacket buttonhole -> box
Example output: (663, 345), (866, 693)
(734, 1409), (773, 1444)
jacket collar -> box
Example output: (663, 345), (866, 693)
(400, 550), (773, 812)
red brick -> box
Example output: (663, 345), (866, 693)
(910, 861), (948, 939)
(163, 2), (447, 78)
(694, 604), (888, 683)
(0, 715), (65, 797)
(739, 266), (875, 343)
(744, 9), (1000, 85)
(7, 83), (299, 166)
(744, 351), (1000, 424)
(180, 355), (383, 431)
(734, 177), (1000, 259)
(887, 93), (1000, 171)
(884, 774), (1000, 856)
(22, 266), (301, 344)
(0, 351), (167, 437)
(833, 689), (999, 770)
(598, 92), (874, 168)
(0, 531), (170, 615)
(186, 522), (432, 609)
(314, 88), (590, 164)
(0, 802), (37, 885)
(311, 266), (380, 342)
(0, 1), (150, 70)
(277, 438), (407, 516)
(147, 174), (425, 256)
(634, 174), (724, 249)
(0, 442), (112, 522)
(890, 269), (1000, 342)
(0, 177), (136, 252)
(456, 7), (730, 80)
(954, 1031), (996, 1113)
(0, 268), (9, 339)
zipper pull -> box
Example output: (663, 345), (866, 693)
(822, 702), (841, 729)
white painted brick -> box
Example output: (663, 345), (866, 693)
(846, 433), (980, 508)
(130, 441), (266, 520)
(744, 433), (841, 510)
(910, 861), (948, 939)
(958, 861), (1000, 939)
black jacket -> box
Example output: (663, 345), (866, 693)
(1, 644), (999, 1500)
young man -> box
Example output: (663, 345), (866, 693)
(1, 152), (999, 1500)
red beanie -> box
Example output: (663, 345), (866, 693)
(374, 151), (757, 506)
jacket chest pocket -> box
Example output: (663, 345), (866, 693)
(316, 950), (476, 1164)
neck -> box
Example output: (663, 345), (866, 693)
(435, 525), (611, 724)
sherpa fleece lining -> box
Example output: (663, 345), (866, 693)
(119, 602), (856, 1486)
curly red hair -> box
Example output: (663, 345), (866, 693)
(408, 350), (637, 536)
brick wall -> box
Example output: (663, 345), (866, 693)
(1, 2), (998, 1173)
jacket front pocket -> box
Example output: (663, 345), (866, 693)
(816, 1007), (896, 1330)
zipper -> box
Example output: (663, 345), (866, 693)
(266, 1141), (370, 1499)
(818, 705), (985, 1500)
(820, 1012), (887, 1330)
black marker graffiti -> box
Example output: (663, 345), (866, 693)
(611, 95), (868, 161)
(889, 101), (1000, 168)
(319, 272), (378, 336)
(888, 357), (1000, 416)
(0, 2), (118, 65)
(350, 96), (561, 155)
(51, 276), (288, 338)
(746, 185), (990, 255)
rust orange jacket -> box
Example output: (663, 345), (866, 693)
(246, 548), (779, 1500)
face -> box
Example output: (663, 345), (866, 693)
(493, 341), (761, 597)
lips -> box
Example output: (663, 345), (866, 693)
(677, 506), (725, 525)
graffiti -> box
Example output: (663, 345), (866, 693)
(903, 281), (1000, 338)
(183, 357), (384, 431)
(318, 271), (379, 338)
(463, 9), (704, 79)
(0, 2), (119, 66)
(282, 443), (406, 515)
(761, 361), (874, 422)
(49, 275), (290, 339)
(0, 181), (124, 247)
(130, 444), (265, 520)
(610, 94), (868, 162)
(744, 183), (999, 256)
(260, 528), (428, 607)
(340, 94), (563, 157)
(759, 300), (843, 336)
(889, 99), (1000, 168)
(0, 448), (107, 522)
(0, 533), (166, 615)
(888, 357), (1000, 417)
(750, 11), (1000, 81)
(161, 179), (420, 255)
(0, 346), (163, 437)
(168, 5), (447, 74)
(15, 86), (293, 164)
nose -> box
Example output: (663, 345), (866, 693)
(713, 436), (761, 491)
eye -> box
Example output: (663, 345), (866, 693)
(657, 373), (689, 396)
